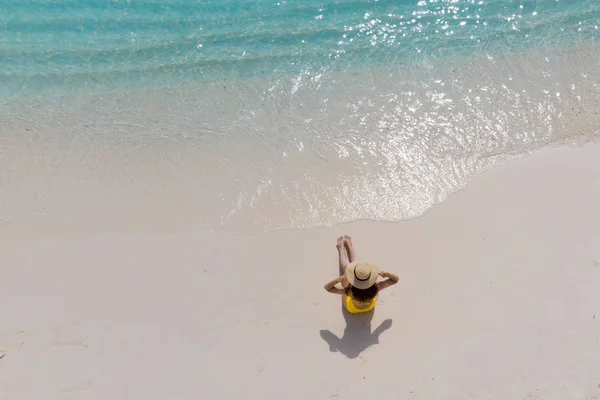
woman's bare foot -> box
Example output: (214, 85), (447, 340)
(337, 236), (350, 272)
(344, 235), (356, 262)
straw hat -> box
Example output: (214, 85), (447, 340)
(346, 261), (379, 289)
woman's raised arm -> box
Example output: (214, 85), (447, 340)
(376, 271), (399, 291)
(324, 275), (347, 295)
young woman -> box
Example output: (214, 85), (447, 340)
(324, 236), (399, 314)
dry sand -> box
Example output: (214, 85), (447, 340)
(1, 143), (600, 399)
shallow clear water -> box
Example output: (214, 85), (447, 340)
(1, 0), (600, 232)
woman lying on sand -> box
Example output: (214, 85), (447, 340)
(324, 236), (399, 314)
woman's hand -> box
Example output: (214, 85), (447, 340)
(338, 275), (349, 287)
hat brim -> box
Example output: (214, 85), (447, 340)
(346, 261), (379, 289)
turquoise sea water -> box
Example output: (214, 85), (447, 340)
(1, 0), (600, 232)
(1, 0), (599, 95)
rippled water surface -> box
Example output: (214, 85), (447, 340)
(1, 0), (600, 232)
(2, 0), (599, 94)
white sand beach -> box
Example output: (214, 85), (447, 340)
(1, 143), (600, 399)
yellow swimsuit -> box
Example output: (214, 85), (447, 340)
(345, 296), (376, 314)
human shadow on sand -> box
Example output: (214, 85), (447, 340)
(320, 309), (392, 359)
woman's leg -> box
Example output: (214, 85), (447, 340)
(337, 236), (351, 311)
(337, 236), (350, 276)
(344, 235), (356, 263)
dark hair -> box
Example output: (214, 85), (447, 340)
(345, 285), (378, 303)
